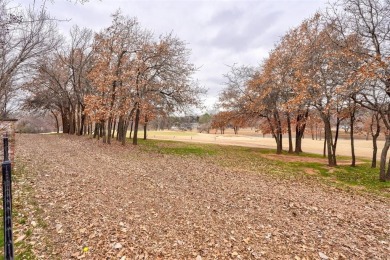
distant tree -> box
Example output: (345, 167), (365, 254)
(198, 113), (212, 133)
(211, 112), (230, 134)
(219, 64), (255, 114)
(218, 65), (255, 135)
(306, 111), (323, 140)
(229, 113), (247, 134)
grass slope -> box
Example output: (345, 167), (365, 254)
(137, 138), (390, 196)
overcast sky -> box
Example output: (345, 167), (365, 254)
(18, 0), (328, 111)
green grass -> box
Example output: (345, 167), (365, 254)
(282, 158), (390, 194)
(334, 164), (390, 190)
(137, 139), (217, 156)
(137, 138), (390, 197)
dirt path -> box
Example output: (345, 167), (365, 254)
(16, 134), (390, 259)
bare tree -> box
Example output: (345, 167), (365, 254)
(0, 0), (60, 117)
(63, 25), (93, 135)
(327, 0), (390, 180)
(219, 64), (255, 113)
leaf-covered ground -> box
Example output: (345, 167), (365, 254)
(14, 134), (390, 259)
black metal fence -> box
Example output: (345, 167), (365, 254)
(2, 134), (14, 259)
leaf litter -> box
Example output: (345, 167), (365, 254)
(14, 134), (390, 259)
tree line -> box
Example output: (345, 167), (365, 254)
(214, 0), (390, 181)
(2, 0), (389, 181)
(0, 0), (204, 145)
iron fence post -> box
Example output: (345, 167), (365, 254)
(3, 134), (8, 161)
(2, 135), (14, 259)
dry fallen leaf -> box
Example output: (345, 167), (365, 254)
(13, 134), (390, 259)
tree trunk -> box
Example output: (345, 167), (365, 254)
(295, 121), (303, 154)
(61, 110), (70, 134)
(117, 117), (123, 142)
(107, 117), (112, 144)
(79, 113), (86, 136)
(76, 105), (82, 135)
(276, 133), (283, 154)
(274, 111), (283, 154)
(295, 136), (302, 154)
(144, 115), (148, 140)
(266, 114), (282, 154)
(372, 135), (379, 168)
(331, 118), (340, 160)
(129, 120), (133, 139)
(121, 119), (129, 146)
(324, 120), (336, 166)
(112, 118), (117, 139)
(323, 137), (327, 157)
(94, 123), (99, 139)
(133, 106), (140, 145)
(350, 114), (356, 167)
(69, 110), (76, 135)
(286, 113), (293, 153)
(51, 110), (59, 134)
(102, 121), (107, 143)
(379, 134), (390, 181)
(371, 113), (380, 168)
(294, 110), (308, 154)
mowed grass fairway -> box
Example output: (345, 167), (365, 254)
(3, 134), (390, 258)
(145, 129), (389, 160)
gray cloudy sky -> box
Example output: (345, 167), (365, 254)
(18, 0), (328, 111)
